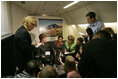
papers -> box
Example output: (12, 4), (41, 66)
(35, 43), (42, 48)
(78, 32), (86, 36)
(65, 52), (72, 54)
(45, 51), (50, 55)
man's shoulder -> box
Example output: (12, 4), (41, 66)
(14, 71), (31, 78)
(96, 20), (103, 25)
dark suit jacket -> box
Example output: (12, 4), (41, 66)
(78, 39), (117, 78)
(75, 43), (84, 54)
(14, 26), (35, 70)
(38, 43), (51, 57)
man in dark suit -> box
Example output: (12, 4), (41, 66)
(78, 30), (117, 78)
(14, 16), (37, 72)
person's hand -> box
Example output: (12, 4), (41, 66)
(16, 66), (19, 71)
(32, 42), (38, 46)
(39, 64), (45, 70)
(42, 55), (45, 58)
(82, 34), (88, 38)
(76, 53), (81, 60)
(58, 57), (62, 63)
(58, 57), (64, 66)
(75, 61), (79, 64)
(76, 53), (79, 58)
(42, 64), (45, 68)
(54, 51), (56, 54)
(68, 52), (72, 54)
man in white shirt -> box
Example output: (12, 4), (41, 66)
(83, 12), (104, 41)
(86, 12), (104, 34)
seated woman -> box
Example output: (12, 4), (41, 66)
(52, 35), (65, 64)
(59, 56), (81, 78)
(38, 33), (51, 65)
(65, 35), (76, 57)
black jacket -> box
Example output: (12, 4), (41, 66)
(14, 26), (35, 71)
(78, 39), (117, 78)
(52, 41), (65, 56)
(38, 43), (51, 58)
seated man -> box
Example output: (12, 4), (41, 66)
(75, 37), (84, 61)
(78, 30), (117, 78)
(14, 60), (40, 78)
(75, 45), (83, 63)
(75, 37), (84, 54)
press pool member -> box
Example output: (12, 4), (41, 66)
(83, 12), (104, 41)
(14, 16), (37, 72)
(86, 12), (104, 34)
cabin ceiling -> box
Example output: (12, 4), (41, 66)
(11, 1), (117, 24)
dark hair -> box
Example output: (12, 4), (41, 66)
(86, 28), (93, 40)
(52, 25), (56, 28)
(25, 60), (40, 77)
(39, 65), (58, 78)
(86, 28), (93, 36)
(104, 27), (115, 35)
(93, 30), (111, 40)
(86, 12), (96, 19)
(39, 33), (46, 42)
(58, 35), (63, 39)
(77, 37), (84, 43)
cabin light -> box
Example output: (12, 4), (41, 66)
(42, 14), (46, 16)
(72, 24), (76, 28)
(39, 27), (45, 32)
(78, 24), (88, 27)
(104, 22), (117, 27)
(63, 1), (80, 9)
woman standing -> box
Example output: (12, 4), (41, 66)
(14, 16), (37, 72)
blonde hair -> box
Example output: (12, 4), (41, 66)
(23, 16), (37, 28)
(68, 35), (75, 41)
(64, 56), (76, 73)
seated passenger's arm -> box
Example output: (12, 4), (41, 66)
(59, 57), (64, 66)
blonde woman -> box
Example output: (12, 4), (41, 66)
(65, 35), (76, 56)
(14, 16), (37, 73)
